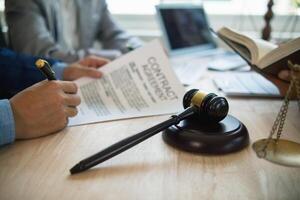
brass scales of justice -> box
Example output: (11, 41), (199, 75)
(253, 61), (300, 167)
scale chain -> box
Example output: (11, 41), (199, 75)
(259, 61), (300, 157)
(295, 77), (300, 110)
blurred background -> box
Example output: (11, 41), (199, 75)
(0, 0), (299, 42)
(108, 0), (300, 42)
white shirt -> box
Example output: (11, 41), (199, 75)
(59, 0), (79, 50)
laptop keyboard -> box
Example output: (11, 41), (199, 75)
(213, 72), (281, 97)
(171, 50), (226, 85)
(171, 56), (210, 85)
(170, 51), (244, 85)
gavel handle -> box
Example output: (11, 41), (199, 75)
(71, 107), (196, 173)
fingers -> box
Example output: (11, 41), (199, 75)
(79, 67), (102, 78)
(61, 84), (81, 118)
(59, 81), (78, 94)
(63, 94), (81, 107)
(89, 56), (110, 67)
(278, 70), (291, 82)
(63, 64), (103, 80)
(79, 56), (110, 68)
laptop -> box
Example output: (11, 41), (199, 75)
(156, 4), (217, 56)
(156, 3), (279, 97)
(156, 3), (244, 85)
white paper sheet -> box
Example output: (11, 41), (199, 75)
(69, 40), (186, 126)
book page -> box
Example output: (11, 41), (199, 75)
(258, 37), (300, 69)
(252, 38), (277, 66)
(218, 27), (256, 62)
(217, 27), (278, 68)
(69, 40), (186, 126)
(220, 35), (252, 63)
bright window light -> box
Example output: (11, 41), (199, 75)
(107, 0), (297, 15)
(107, 0), (160, 14)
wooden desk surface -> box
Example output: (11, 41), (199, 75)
(1, 72), (300, 200)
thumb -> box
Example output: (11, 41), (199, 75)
(278, 70), (291, 82)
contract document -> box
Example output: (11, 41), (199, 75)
(69, 40), (185, 126)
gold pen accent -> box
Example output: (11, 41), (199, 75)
(35, 59), (57, 80)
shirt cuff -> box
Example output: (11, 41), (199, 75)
(52, 62), (68, 80)
(0, 99), (16, 146)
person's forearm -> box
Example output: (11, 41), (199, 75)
(0, 100), (15, 147)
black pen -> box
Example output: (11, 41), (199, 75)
(69, 119), (172, 174)
(69, 107), (196, 174)
(35, 59), (57, 80)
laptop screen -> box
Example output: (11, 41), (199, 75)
(157, 5), (215, 52)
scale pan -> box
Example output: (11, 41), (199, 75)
(253, 139), (300, 167)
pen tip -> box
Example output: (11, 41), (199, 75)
(70, 164), (82, 175)
(70, 162), (87, 174)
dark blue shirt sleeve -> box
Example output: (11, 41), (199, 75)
(0, 48), (59, 99)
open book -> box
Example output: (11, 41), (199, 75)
(216, 27), (300, 75)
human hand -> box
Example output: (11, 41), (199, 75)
(278, 70), (291, 82)
(10, 80), (81, 139)
(63, 56), (109, 81)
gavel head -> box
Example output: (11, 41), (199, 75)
(183, 89), (229, 123)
